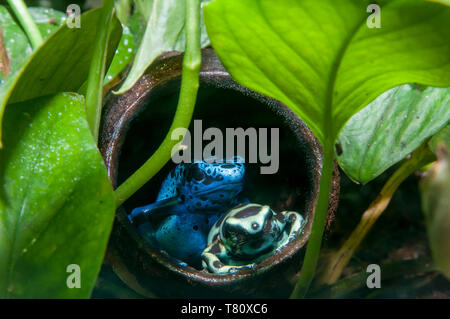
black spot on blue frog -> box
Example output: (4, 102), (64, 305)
(128, 158), (247, 268)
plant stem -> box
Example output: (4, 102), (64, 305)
(290, 138), (335, 298)
(320, 143), (435, 285)
(7, 0), (43, 49)
(114, 0), (201, 208)
(85, 0), (115, 142)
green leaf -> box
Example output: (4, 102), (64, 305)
(29, 7), (66, 38)
(420, 144), (450, 280)
(204, 0), (450, 147)
(104, 25), (135, 86)
(85, 0), (115, 141)
(0, 7), (122, 144)
(0, 93), (115, 298)
(336, 85), (450, 184)
(127, 11), (146, 48)
(115, 0), (210, 94)
(0, 6), (65, 80)
(115, 0), (132, 25)
(429, 125), (450, 153)
(134, 0), (154, 21)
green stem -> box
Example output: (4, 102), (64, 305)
(114, 0), (201, 208)
(290, 138), (335, 298)
(85, 0), (115, 141)
(7, 0), (43, 49)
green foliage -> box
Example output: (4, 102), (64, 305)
(337, 85), (450, 184)
(429, 125), (450, 152)
(0, 6), (65, 80)
(0, 93), (115, 298)
(116, 0), (210, 94)
(204, 0), (450, 147)
(104, 25), (135, 86)
(204, 0), (450, 297)
(85, 0), (115, 140)
(0, 7), (122, 144)
(420, 144), (450, 279)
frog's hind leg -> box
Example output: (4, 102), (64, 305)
(201, 242), (253, 274)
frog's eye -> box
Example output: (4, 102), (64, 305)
(190, 165), (206, 182)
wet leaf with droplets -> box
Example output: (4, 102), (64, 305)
(0, 7), (122, 144)
(0, 93), (115, 298)
(0, 6), (65, 81)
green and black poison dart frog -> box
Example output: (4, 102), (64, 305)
(128, 159), (247, 267)
(201, 203), (305, 274)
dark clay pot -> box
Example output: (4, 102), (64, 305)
(99, 48), (340, 298)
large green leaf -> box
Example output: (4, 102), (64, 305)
(204, 0), (450, 147)
(0, 93), (115, 298)
(0, 6), (65, 81)
(336, 85), (450, 184)
(115, 0), (211, 94)
(0, 7), (122, 144)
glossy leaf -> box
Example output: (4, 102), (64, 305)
(204, 0), (450, 147)
(336, 85), (450, 184)
(0, 7), (122, 144)
(0, 6), (65, 80)
(127, 11), (146, 48)
(0, 93), (115, 298)
(104, 25), (135, 86)
(420, 145), (450, 279)
(116, 0), (211, 94)
(85, 0), (115, 141)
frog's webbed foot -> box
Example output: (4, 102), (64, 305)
(201, 242), (255, 274)
(283, 211), (305, 241)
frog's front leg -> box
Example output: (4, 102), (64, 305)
(282, 211), (305, 243)
(201, 241), (254, 274)
(129, 197), (183, 224)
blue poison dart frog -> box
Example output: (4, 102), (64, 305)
(128, 158), (247, 267)
(201, 203), (305, 274)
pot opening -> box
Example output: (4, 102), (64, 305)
(116, 79), (316, 271)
